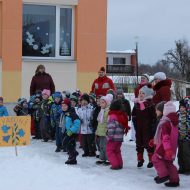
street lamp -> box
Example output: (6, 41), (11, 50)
(134, 36), (139, 84)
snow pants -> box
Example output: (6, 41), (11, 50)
(152, 154), (179, 183)
(97, 136), (107, 161)
(106, 141), (123, 168)
(82, 134), (96, 155)
(178, 141), (190, 172)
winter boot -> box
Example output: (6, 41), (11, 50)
(164, 182), (180, 187)
(155, 176), (170, 184)
(55, 147), (61, 152)
(89, 152), (96, 157)
(147, 153), (153, 168)
(103, 161), (110, 166)
(82, 152), (89, 157)
(65, 159), (77, 165)
(137, 153), (144, 168)
(96, 160), (104, 165)
(147, 162), (153, 168)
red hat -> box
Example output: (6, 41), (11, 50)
(62, 98), (71, 107)
(99, 67), (105, 72)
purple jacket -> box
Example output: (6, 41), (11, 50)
(107, 114), (124, 142)
(154, 113), (179, 160)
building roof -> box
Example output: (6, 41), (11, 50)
(107, 50), (136, 54)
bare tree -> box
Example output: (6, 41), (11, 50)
(162, 39), (190, 81)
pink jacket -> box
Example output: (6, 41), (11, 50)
(154, 113), (179, 160)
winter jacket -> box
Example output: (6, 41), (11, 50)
(32, 102), (42, 122)
(59, 107), (81, 134)
(132, 99), (157, 147)
(0, 106), (9, 117)
(50, 103), (62, 128)
(90, 104), (101, 132)
(91, 75), (115, 96)
(96, 107), (109, 136)
(77, 104), (94, 134)
(30, 72), (55, 96)
(153, 79), (172, 105)
(107, 111), (127, 142)
(154, 113), (179, 160)
(14, 105), (29, 116)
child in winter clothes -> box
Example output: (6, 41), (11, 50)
(106, 99), (129, 170)
(177, 97), (190, 174)
(132, 85), (157, 168)
(40, 89), (52, 142)
(152, 101), (180, 187)
(96, 94), (113, 165)
(31, 93), (42, 139)
(50, 92), (62, 152)
(61, 98), (81, 165)
(0, 97), (8, 117)
(14, 98), (29, 116)
(77, 94), (96, 157)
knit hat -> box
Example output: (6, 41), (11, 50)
(81, 93), (90, 103)
(99, 67), (105, 72)
(70, 95), (78, 103)
(154, 72), (166, 81)
(0, 97), (3, 102)
(18, 98), (27, 105)
(163, 101), (176, 116)
(139, 85), (154, 99)
(141, 74), (150, 81)
(42, 89), (51, 97)
(53, 92), (62, 100)
(117, 89), (124, 95)
(62, 98), (71, 107)
(156, 101), (166, 113)
(89, 92), (96, 101)
(101, 94), (113, 105)
(107, 89), (115, 99)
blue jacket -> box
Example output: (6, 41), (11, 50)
(0, 106), (9, 117)
(50, 103), (62, 128)
(60, 107), (81, 134)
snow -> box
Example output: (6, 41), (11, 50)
(0, 101), (188, 190)
(107, 50), (136, 54)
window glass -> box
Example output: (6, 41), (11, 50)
(23, 5), (56, 57)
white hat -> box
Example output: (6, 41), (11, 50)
(141, 74), (150, 81)
(100, 94), (113, 105)
(154, 72), (166, 81)
(163, 101), (176, 116)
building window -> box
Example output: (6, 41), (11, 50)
(113, 58), (126, 65)
(23, 4), (74, 59)
(106, 57), (109, 64)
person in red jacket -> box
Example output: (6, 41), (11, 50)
(91, 67), (115, 97)
(152, 72), (172, 105)
(30, 65), (55, 96)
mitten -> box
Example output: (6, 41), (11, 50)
(67, 130), (73, 137)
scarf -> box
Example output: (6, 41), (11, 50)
(154, 116), (171, 144)
(133, 98), (146, 110)
(97, 107), (109, 124)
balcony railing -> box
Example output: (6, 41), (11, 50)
(106, 64), (135, 75)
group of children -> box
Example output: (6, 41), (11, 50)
(0, 86), (190, 188)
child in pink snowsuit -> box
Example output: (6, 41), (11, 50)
(106, 99), (129, 170)
(152, 101), (180, 187)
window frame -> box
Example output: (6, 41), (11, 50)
(22, 3), (75, 60)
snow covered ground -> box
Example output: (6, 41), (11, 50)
(0, 134), (189, 190)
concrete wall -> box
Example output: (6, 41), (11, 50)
(22, 61), (77, 99)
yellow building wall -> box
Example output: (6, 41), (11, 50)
(1, 0), (22, 102)
(76, 0), (107, 93)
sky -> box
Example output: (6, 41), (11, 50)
(107, 0), (190, 65)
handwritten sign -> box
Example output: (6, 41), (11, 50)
(0, 116), (31, 147)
